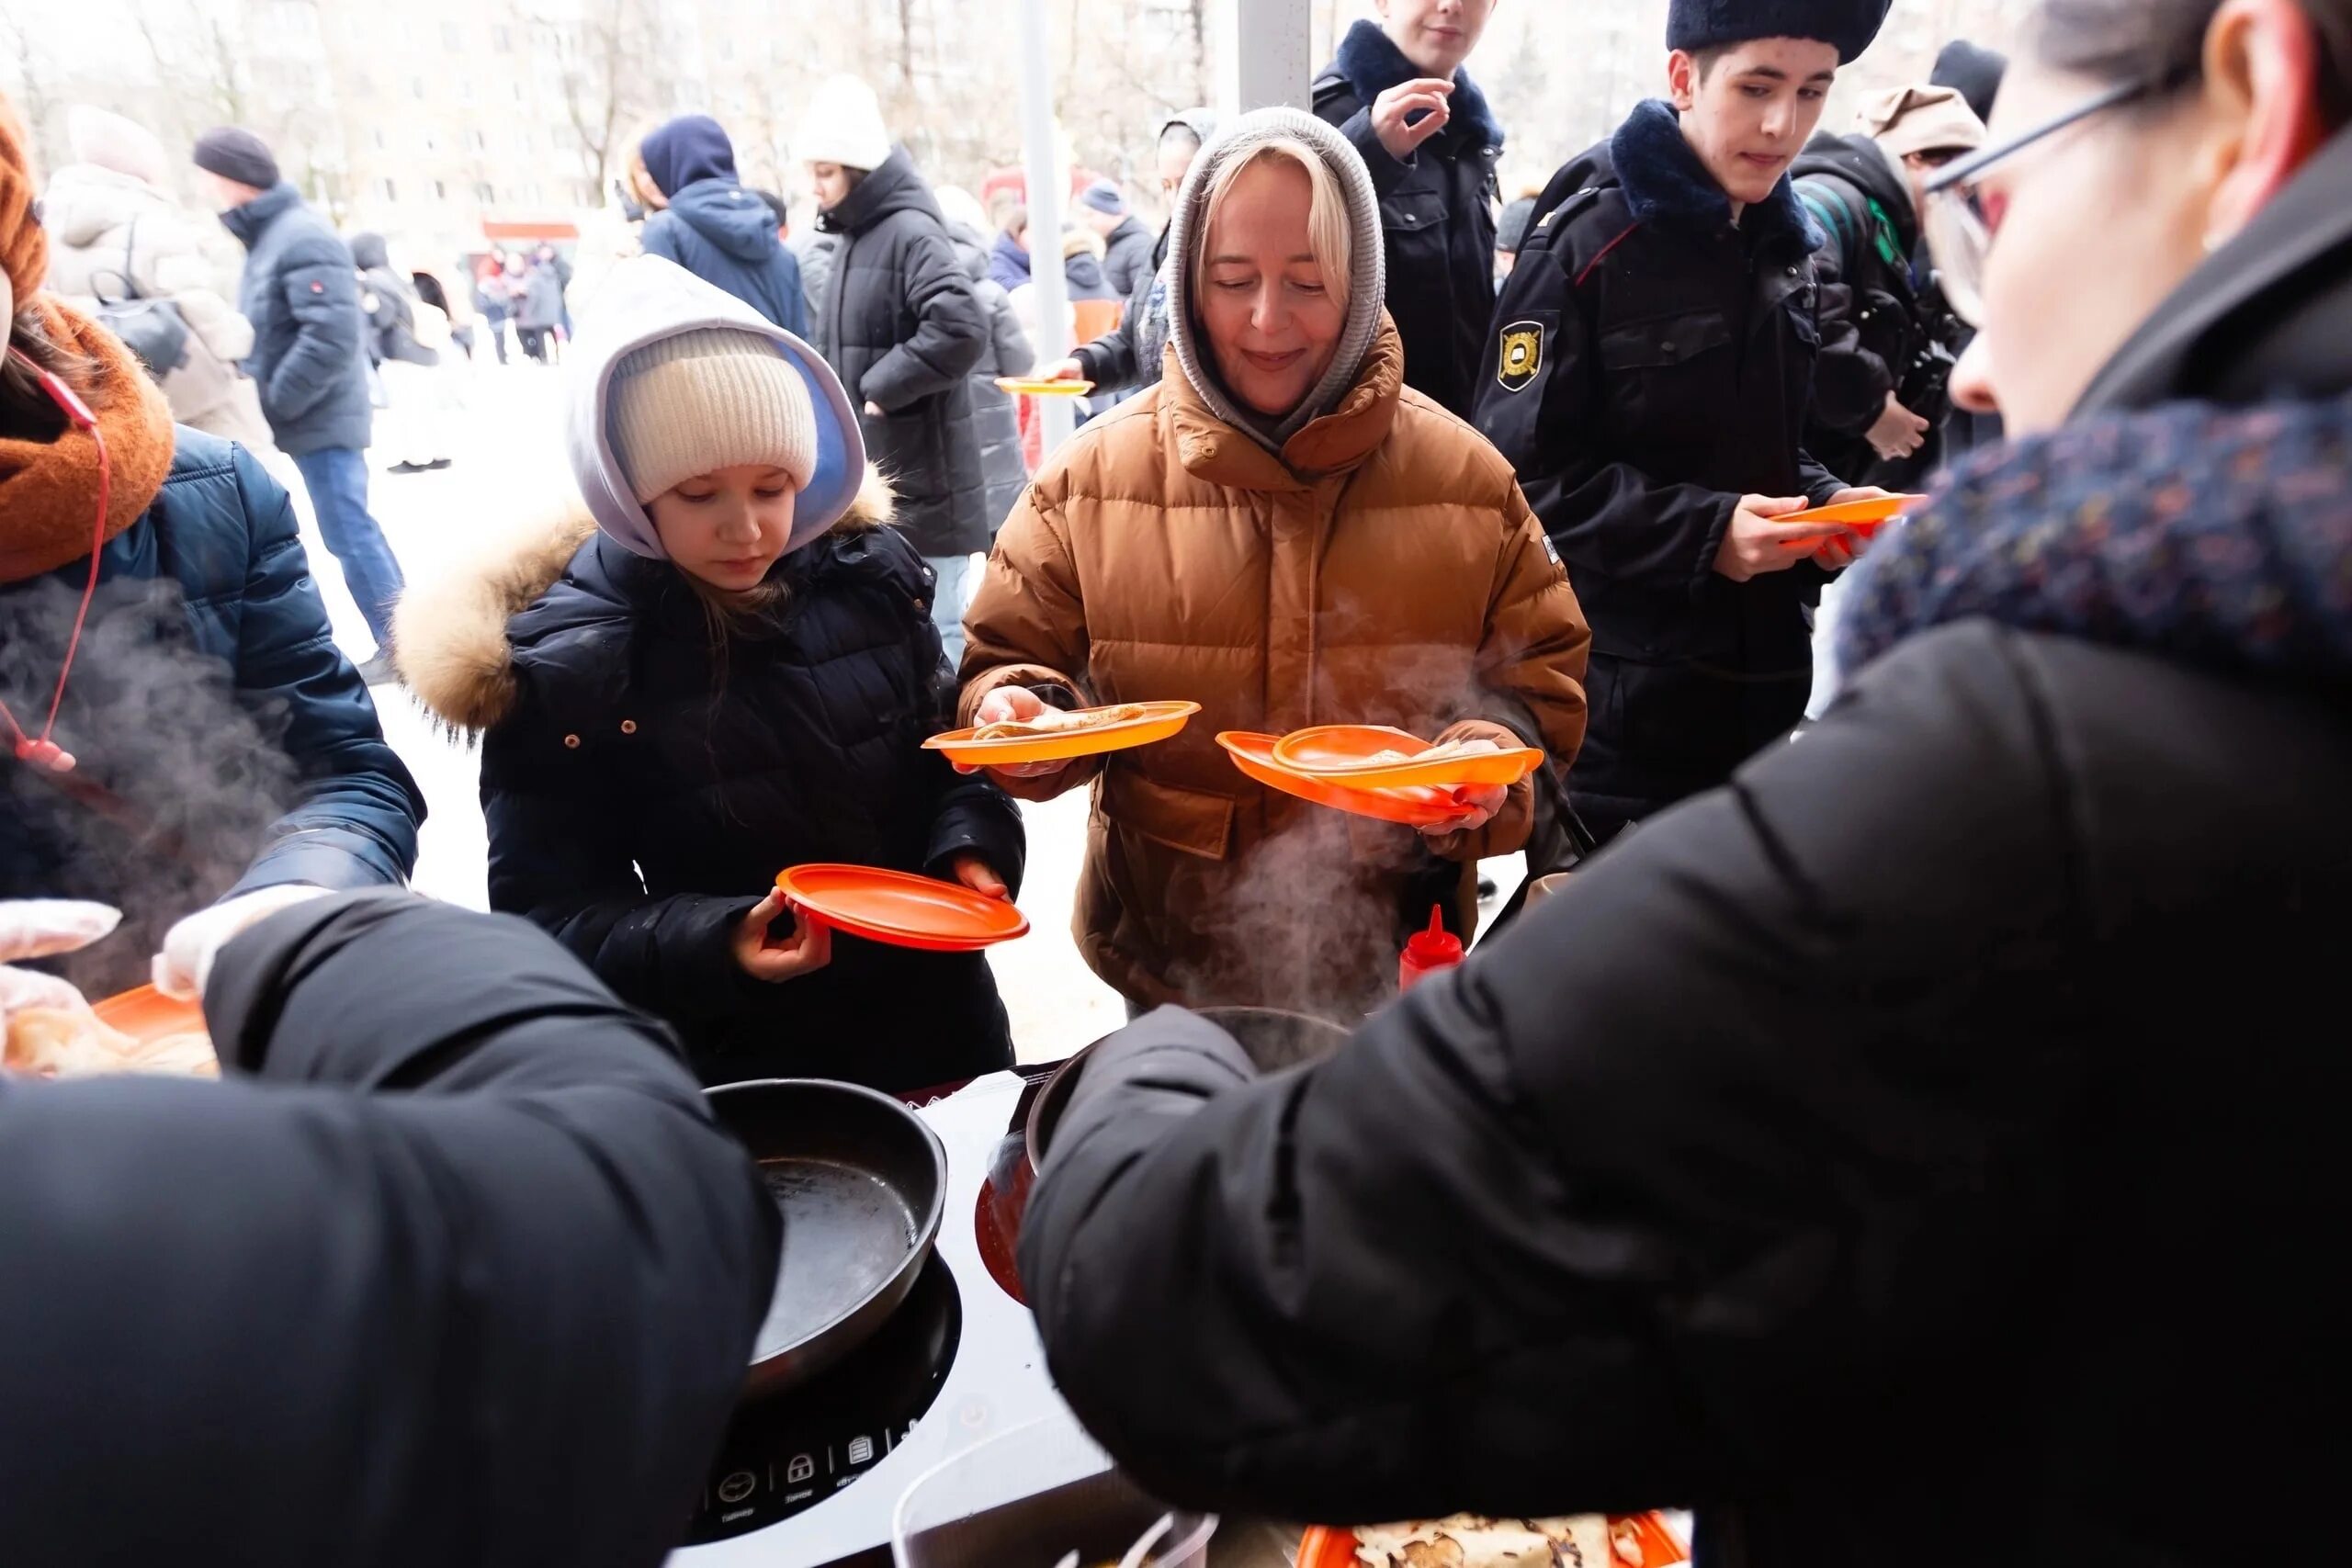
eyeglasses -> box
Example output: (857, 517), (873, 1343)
(1921, 70), (2196, 327)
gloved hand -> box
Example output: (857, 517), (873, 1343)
(0, 899), (121, 1021)
(153, 885), (331, 1002)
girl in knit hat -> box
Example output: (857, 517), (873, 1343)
(396, 254), (1023, 1091)
(0, 93), (422, 1008)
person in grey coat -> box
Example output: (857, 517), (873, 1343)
(944, 216), (1034, 532)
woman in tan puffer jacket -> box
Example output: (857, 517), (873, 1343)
(960, 108), (1589, 1020)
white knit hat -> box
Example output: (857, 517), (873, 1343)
(797, 75), (892, 173)
(605, 328), (818, 506)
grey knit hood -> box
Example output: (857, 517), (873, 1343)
(1165, 107), (1385, 456)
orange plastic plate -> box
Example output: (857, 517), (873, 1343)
(994, 377), (1096, 396)
(91, 984), (209, 1046)
(1271, 726), (1545, 791)
(773, 864), (1029, 952)
(925, 701), (1200, 766)
(1778, 492), (1926, 529)
(1217, 732), (1477, 829)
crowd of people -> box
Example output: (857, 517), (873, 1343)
(4, 0), (2349, 1561)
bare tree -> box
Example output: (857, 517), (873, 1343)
(0, 1), (59, 172)
(525, 0), (677, 193)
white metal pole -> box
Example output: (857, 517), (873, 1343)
(1016, 0), (1075, 455)
(1219, 0), (1317, 112)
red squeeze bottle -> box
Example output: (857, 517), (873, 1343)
(1399, 906), (1464, 993)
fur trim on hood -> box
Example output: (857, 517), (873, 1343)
(1614, 98), (1823, 251)
(393, 463), (897, 734)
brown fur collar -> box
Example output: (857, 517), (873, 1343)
(393, 462), (895, 734)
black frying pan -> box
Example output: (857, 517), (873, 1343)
(707, 1078), (948, 1399)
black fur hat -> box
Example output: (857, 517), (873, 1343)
(1667, 0), (1893, 63)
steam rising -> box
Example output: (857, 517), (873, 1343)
(1, 571), (300, 995)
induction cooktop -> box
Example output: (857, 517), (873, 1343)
(673, 1071), (1073, 1568)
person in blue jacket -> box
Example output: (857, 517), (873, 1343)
(636, 114), (809, 336)
(395, 256), (1020, 1092)
(0, 109), (424, 1003)
(190, 126), (407, 683)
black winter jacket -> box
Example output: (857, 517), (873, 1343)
(407, 491), (1023, 1093)
(1474, 101), (1844, 839)
(1792, 134), (1953, 491)
(1023, 605), (2352, 1568)
(0, 891), (778, 1567)
(1315, 20), (1502, 422)
(1023, 115), (2352, 1568)
(220, 182), (373, 456)
(814, 150), (992, 557)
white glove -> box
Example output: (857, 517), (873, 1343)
(0, 900), (121, 1021)
(153, 885), (331, 1002)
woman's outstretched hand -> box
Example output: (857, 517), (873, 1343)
(955, 687), (1079, 787)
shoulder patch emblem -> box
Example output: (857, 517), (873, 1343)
(1497, 320), (1544, 394)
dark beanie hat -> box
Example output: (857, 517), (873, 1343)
(1667, 0), (1893, 63)
(192, 126), (280, 189)
(1932, 38), (2009, 124)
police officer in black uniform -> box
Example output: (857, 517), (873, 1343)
(1474, 0), (1896, 843)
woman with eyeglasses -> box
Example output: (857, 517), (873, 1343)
(1012, 3), (2352, 1562)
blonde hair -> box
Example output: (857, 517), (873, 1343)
(1189, 137), (1352, 316)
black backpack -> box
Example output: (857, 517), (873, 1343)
(88, 218), (192, 380)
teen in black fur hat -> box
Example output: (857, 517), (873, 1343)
(1471, 0), (1897, 841)
(1668, 0), (1892, 62)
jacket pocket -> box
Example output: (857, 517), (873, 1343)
(1379, 187), (1449, 249)
(1600, 308), (1735, 370)
(1101, 766), (1237, 861)
(1598, 307), (1735, 429)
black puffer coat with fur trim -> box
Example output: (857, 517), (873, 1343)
(396, 477), (1023, 1090)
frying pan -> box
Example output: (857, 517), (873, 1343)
(707, 1078), (948, 1399)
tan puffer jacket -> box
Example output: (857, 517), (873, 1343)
(960, 322), (1589, 1016)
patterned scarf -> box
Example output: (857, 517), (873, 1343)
(1836, 395), (2352, 685)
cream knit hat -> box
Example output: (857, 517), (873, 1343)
(796, 75), (892, 173)
(605, 327), (818, 504)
